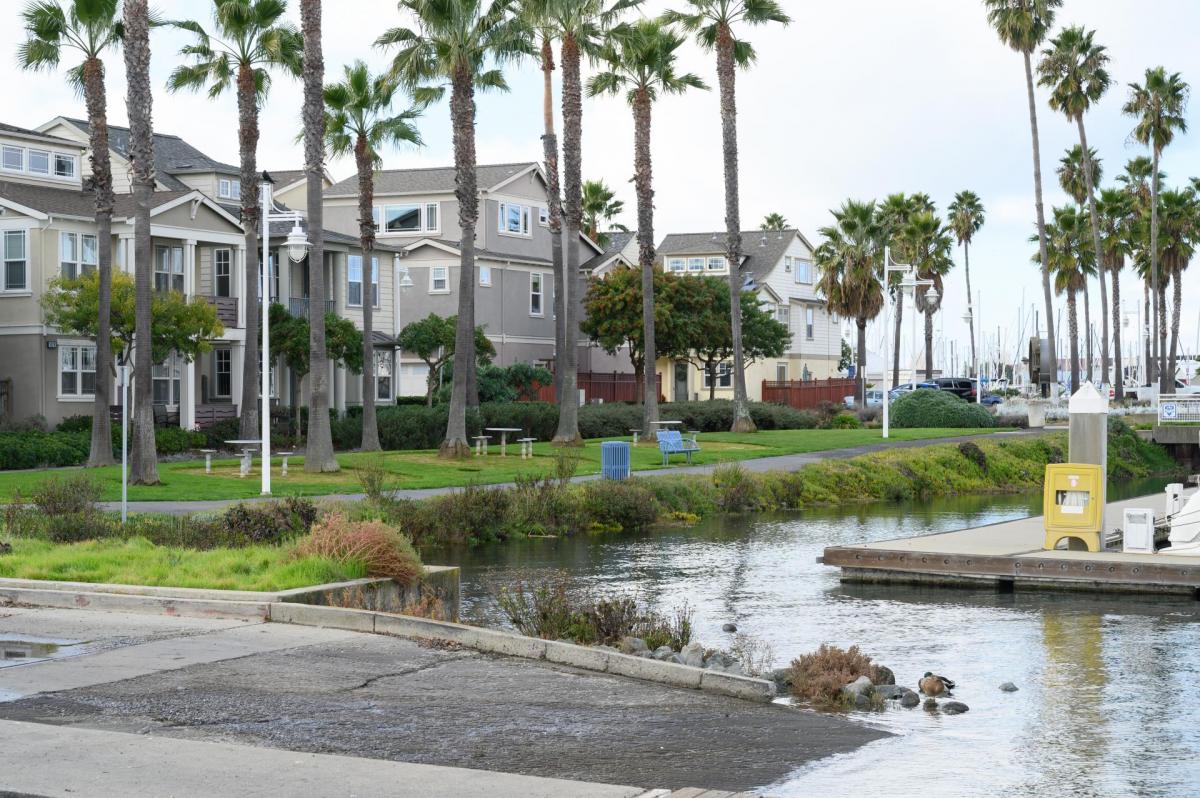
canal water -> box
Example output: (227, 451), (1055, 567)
(437, 479), (1200, 797)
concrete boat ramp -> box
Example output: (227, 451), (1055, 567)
(822, 488), (1200, 596)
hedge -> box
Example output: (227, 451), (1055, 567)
(889, 389), (995, 429)
(0, 424), (208, 470)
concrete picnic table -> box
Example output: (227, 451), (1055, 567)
(224, 439), (262, 478)
(484, 427), (523, 457)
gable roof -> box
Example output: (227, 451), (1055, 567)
(265, 169), (307, 188)
(325, 162), (540, 198)
(657, 229), (811, 282)
(0, 122), (82, 149)
(264, 218), (406, 254)
(0, 179), (193, 220)
(581, 230), (636, 273)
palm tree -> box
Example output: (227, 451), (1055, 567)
(324, 61), (422, 451)
(298, 0), (337, 471)
(947, 191), (985, 378)
(897, 211), (953, 381)
(122, 0), (158, 483)
(535, 0), (637, 446)
(814, 200), (884, 405)
(1039, 25), (1110, 391)
(877, 192), (930, 386)
(985, 0), (1061, 397)
(19, 0), (123, 467)
(1157, 188), (1198, 386)
(581, 178), (627, 246)
(167, 0), (303, 440)
(588, 18), (706, 440)
(1096, 187), (1133, 393)
(1042, 205), (1094, 393)
(760, 212), (787, 231)
(1123, 67), (1189, 394)
(1120, 156), (1160, 382)
(665, 0), (790, 433)
(379, 0), (529, 458)
(1056, 144), (1101, 381)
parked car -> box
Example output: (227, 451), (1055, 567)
(843, 389), (884, 409)
(888, 382), (938, 402)
(1173, 379), (1200, 396)
(934, 377), (978, 401)
(981, 393), (1003, 407)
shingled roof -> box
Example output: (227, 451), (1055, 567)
(657, 229), (807, 282)
(0, 179), (192, 218)
(326, 162), (539, 198)
(0, 122), (81, 148)
(265, 169), (307, 188)
(581, 230), (635, 272)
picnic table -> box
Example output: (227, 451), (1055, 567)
(485, 427), (523, 457)
(224, 439), (261, 478)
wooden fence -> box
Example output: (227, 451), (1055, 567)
(761, 378), (858, 410)
(534, 371), (662, 404)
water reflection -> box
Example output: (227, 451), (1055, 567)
(435, 479), (1200, 796)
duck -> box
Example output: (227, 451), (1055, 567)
(919, 672), (955, 696)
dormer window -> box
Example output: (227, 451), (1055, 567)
(0, 144), (77, 181)
(218, 178), (241, 200)
(28, 150), (50, 175)
(1, 146), (24, 172)
(54, 153), (76, 178)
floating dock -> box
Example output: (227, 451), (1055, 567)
(822, 489), (1200, 596)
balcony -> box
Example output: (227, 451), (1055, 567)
(203, 296), (239, 328)
(287, 297), (337, 318)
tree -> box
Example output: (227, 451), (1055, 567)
(665, 0), (790, 432)
(323, 60), (422, 450)
(814, 199), (884, 404)
(399, 315), (495, 405)
(1096, 187), (1134, 392)
(947, 191), (985, 379)
(167, 0), (303, 440)
(380, 0), (529, 458)
(267, 302), (362, 431)
(760, 212), (788, 231)
(20, 0), (123, 467)
(581, 178), (627, 246)
(1041, 205), (1094, 394)
(897, 211), (953, 381)
(1040, 25), (1110, 390)
(299, 0), (337, 471)
(877, 192), (932, 386)
(986, 0), (1061, 398)
(1120, 156), (1160, 383)
(838, 338), (853, 374)
(1056, 145), (1101, 381)
(1123, 66), (1189, 394)
(588, 17), (705, 437)
(1156, 188), (1198, 386)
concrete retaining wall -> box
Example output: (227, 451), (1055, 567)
(276, 566), (460, 620)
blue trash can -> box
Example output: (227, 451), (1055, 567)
(600, 441), (631, 480)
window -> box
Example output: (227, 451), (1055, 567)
(668, 258), (685, 273)
(479, 265), (492, 287)
(152, 354), (182, 405)
(371, 207), (381, 232)
(530, 272), (544, 315)
(59, 233), (97, 279)
(28, 150), (49, 175)
(2, 146), (23, 171)
(59, 344), (96, 397)
(430, 265), (449, 293)
(54, 153), (76, 179)
(499, 201), (532, 236)
(218, 178), (241, 200)
(347, 255), (379, 306)
(3, 230), (27, 291)
(688, 257), (704, 273)
(794, 259), (813, 284)
(775, 303), (790, 327)
(385, 204), (421, 233)
(538, 206), (549, 226)
(776, 362), (789, 382)
(154, 245), (184, 293)
(375, 352), (392, 401)
(425, 203), (438, 231)
(214, 349), (232, 397)
(703, 362), (733, 389)
(805, 307), (815, 340)
(707, 256), (725, 271)
(214, 249), (232, 297)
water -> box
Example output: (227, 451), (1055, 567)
(435, 479), (1200, 797)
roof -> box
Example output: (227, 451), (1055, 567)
(0, 122), (82, 149)
(581, 230), (635, 272)
(60, 117), (240, 191)
(0, 179), (191, 219)
(265, 169), (307, 188)
(325, 162), (540, 198)
(264, 218), (405, 254)
(657, 229), (807, 282)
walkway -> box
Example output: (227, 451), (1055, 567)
(101, 429), (1047, 515)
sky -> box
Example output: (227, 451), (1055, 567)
(3, 0), (1199, 377)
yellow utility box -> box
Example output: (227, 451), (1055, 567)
(1043, 463), (1105, 552)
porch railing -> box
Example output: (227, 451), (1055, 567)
(287, 297), (337, 318)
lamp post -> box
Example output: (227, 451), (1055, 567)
(882, 245), (913, 439)
(120, 363), (129, 524)
(260, 172), (310, 496)
(394, 258), (413, 398)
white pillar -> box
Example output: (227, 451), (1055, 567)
(335, 364), (347, 413)
(184, 239), (197, 297)
(231, 343), (244, 417)
(236, 245), (247, 329)
(183, 359), (196, 429)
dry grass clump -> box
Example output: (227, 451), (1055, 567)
(787, 643), (888, 709)
(297, 513), (423, 585)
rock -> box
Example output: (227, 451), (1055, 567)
(680, 642), (706, 668)
(941, 701), (969, 715)
(900, 692), (920, 708)
(923, 698), (939, 713)
(703, 651), (737, 670)
(618, 636), (648, 655)
(721, 622), (738, 633)
(770, 668), (793, 688)
(652, 646), (674, 661)
(873, 665), (896, 686)
(668, 654), (684, 665)
(873, 684), (906, 701)
(852, 693), (873, 710)
(841, 675), (873, 697)
(999, 682), (1018, 693)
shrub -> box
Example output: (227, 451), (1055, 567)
(729, 633), (776, 678)
(495, 571), (595, 642)
(788, 644), (889, 710)
(890, 389), (994, 429)
(712, 463), (760, 512)
(56, 415), (93, 433)
(298, 512), (423, 584)
(829, 412), (861, 429)
(31, 474), (101, 517)
(46, 512), (115, 544)
(506, 473), (583, 538)
(217, 497), (319, 547)
(155, 427), (208, 455)
(579, 480), (660, 531)
(0, 429), (90, 469)
(423, 483), (512, 544)
(356, 456), (390, 502)
(202, 418), (242, 450)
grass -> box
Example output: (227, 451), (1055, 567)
(0, 428), (1000, 503)
(0, 536), (366, 591)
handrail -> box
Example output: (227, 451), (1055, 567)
(1159, 394), (1200, 423)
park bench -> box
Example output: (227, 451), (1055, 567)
(657, 429), (700, 466)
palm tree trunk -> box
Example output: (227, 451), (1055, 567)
(1169, 269), (1182, 386)
(237, 65), (261, 440)
(1158, 278), (1169, 390)
(553, 33), (583, 444)
(1152, 149), (1169, 394)
(1024, 51), (1057, 397)
(82, 56), (115, 467)
(540, 36), (566, 404)
(123, 0), (158, 484)
(892, 290), (903, 386)
(440, 65), (477, 458)
(717, 25), (754, 433)
(1082, 278), (1092, 383)
(1144, 280), (1152, 385)
(1067, 289), (1080, 393)
(1110, 253), (1124, 399)
(924, 302), (934, 381)
(633, 88), (658, 440)
(856, 318), (868, 403)
(301, 0), (337, 472)
(1077, 118), (1108, 387)
(356, 140), (380, 451)
(964, 241), (976, 377)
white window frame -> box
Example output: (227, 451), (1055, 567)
(430, 265), (449, 293)
(347, 255), (379, 307)
(154, 245), (184, 293)
(668, 258), (685, 273)
(218, 177), (241, 201)
(214, 248), (232, 297)
(538, 206), (549, 226)
(152, 353), (183, 406)
(213, 349), (232, 398)
(703, 362), (733, 389)
(806, 307), (815, 340)
(707, 256), (725, 271)
(27, 149), (50, 175)
(2, 229), (28, 293)
(529, 272), (545, 316)
(57, 342), (96, 401)
(1, 146), (24, 172)
(375, 351), (393, 402)
(54, 153), (77, 179)
(425, 202), (438, 233)
(498, 201), (533, 238)
(794, 259), (813, 284)
(687, 257), (704, 273)
(775, 303), (790, 327)
(371, 207), (382, 232)
(60, 232), (97, 280)
(479, 265), (492, 287)
(384, 203), (422, 234)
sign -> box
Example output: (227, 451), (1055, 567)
(1162, 402), (1178, 420)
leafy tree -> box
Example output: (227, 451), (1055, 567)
(19, 0), (123, 467)
(947, 191), (985, 379)
(397, 314), (495, 406)
(665, 0), (790, 433)
(167, 0), (304, 439)
(581, 178), (628, 245)
(838, 339), (853, 374)
(760, 212), (788, 231)
(268, 303), (362, 431)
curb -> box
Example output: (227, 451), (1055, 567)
(0, 586), (268, 621)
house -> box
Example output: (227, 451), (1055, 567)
(654, 229), (842, 402)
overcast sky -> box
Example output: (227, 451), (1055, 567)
(4, 0), (1199, 375)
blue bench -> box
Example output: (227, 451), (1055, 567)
(657, 430), (700, 466)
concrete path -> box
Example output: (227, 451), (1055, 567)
(0, 607), (885, 795)
(100, 429), (1045, 515)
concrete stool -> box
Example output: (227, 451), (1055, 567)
(517, 438), (536, 459)
(629, 429), (640, 445)
(199, 449), (217, 474)
(238, 448), (254, 478)
(472, 435), (490, 456)
(277, 451), (294, 477)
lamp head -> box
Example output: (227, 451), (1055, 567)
(285, 222), (310, 263)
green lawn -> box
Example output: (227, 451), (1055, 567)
(0, 427), (1002, 503)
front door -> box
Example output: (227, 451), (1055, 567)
(674, 362), (689, 402)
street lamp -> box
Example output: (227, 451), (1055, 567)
(881, 246), (913, 439)
(260, 172), (309, 496)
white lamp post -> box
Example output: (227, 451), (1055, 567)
(120, 363), (129, 524)
(881, 245), (913, 439)
(260, 172), (310, 496)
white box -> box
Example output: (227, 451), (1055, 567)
(1123, 508), (1156, 554)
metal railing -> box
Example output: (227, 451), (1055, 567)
(1159, 394), (1200, 423)
(287, 297), (337, 318)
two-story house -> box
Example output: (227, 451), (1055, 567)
(655, 229), (841, 402)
